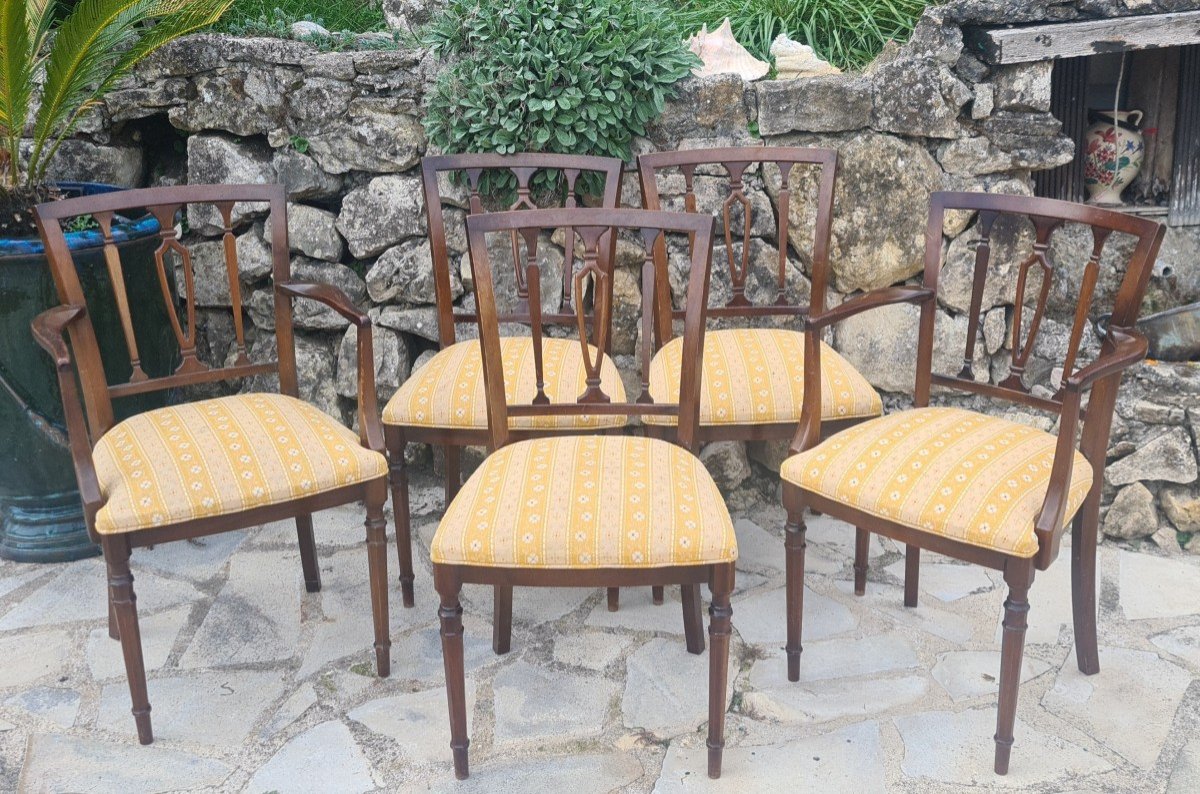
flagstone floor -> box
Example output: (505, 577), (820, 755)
(2, 470), (1198, 793)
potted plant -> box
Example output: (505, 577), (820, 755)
(0, 0), (231, 562)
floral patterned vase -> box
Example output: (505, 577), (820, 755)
(1084, 110), (1144, 205)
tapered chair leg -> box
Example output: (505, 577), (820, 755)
(493, 585), (513, 655)
(435, 568), (470, 780)
(103, 536), (152, 744)
(295, 514), (321, 593)
(785, 510), (807, 681)
(904, 544), (920, 608)
(682, 583), (705, 655)
(108, 591), (119, 640)
(994, 563), (1033, 775)
(386, 427), (416, 608)
(853, 527), (869, 595)
(365, 489), (392, 677)
(707, 564), (734, 779)
(652, 585), (665, 604)
(606, 587), (620, 612)
(1071, 505), (1101, 675)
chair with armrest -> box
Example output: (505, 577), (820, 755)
(629, 146), (886, 609)
(31, 184), (393, 744)
(431, 207), (738, 779)
(779, 191), (1165, 774)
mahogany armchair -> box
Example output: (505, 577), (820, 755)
(432, 208), (737, 780)
(626, 147), (884, 609)
(382, 154), (625, 610)
(779, 192), (1165, 773)
(31, 184), (392, 744)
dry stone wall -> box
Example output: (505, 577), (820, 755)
(47, 0), (1200, 549)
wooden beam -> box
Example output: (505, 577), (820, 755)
(965, 11), (1200, 65)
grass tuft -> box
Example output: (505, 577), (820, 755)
(674, 0), (933, 71)
(216, 0), (387, 35)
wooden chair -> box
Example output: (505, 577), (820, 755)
(382, 154), (625, 609)
(779, 192), (1166, 774)
(432, 208), (737, 780)
(31, 184), (392, 744)
(628, 146), (884, 607)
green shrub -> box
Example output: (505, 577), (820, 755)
(675, 0), (932, 71)
(422, 0), (699, 196)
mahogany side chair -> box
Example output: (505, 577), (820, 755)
(627, 146), (885, 609)
(31, 184), (393, 744)
(432, 207), (738, 780)
(779, 192), (1165, 774)
(382, 154), (625, 610)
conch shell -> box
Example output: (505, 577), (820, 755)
(687, 18), (770, 81)
(770, 34), (841, 80)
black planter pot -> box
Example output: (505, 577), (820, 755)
(0, 182), (178, 562)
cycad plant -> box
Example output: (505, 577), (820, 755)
(0, 0), (232, 194)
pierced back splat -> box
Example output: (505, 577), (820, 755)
(149, 203), (206, 376)
(34, 184), (292, 439)
(920, 192), (1164, 414)
(419, 154), (625, 349)
(463, 208), (716, 454)
(997, 216), (1063, 393)
(572, 226), (613, 404)
(637, 146), (838, 328)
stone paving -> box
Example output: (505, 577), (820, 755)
(2, 470), (1199, 793)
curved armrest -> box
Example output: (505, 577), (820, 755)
(30, 305), (105, 529)
(1064, 327), (1148, 393)
(805, 286), (934, 331)
(277, 282), (384, 452)
(31, 304), (87, 368)
(277, 281), (371, 327)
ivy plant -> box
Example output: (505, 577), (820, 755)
(422, 0), (699, 196)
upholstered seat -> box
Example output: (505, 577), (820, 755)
(432, 435), (738, 568)
(643, 328), (881, 427)
(780, 407), (1094, 557)
(383, 337), (627, 431)
(93, 393), (388, 534)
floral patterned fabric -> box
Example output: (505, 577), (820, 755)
(643, 328), (882, 427)
(92, 394), (387, 534)
(383, 337), (627, 431)
(781, 407), (1093, 557)
(432, 435), (738, 568)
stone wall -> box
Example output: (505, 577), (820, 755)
(54, 0), (1200, 551)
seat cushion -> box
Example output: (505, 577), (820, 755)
(431, 435), (738, 569)
(780, 407), (1094, 557)
(643, 328), (881, 427)
(92, 393), (388, 535)
(383, 337), (627, 431)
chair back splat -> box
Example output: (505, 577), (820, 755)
(420, 154), (625, 350)
(915, 192), (1165, 413)
(464, 208), (717, 453)
(34, 184), (294, 445)
(637, 146), (837, 340)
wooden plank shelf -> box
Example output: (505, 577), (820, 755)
(965, 11), (1200, 64)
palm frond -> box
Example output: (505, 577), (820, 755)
(0, 0), (50, 185)
(28, 0), (232, 183)
(29, 0), (155, 178)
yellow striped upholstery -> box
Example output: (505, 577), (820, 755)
(92, 393), (387, 535)
(432, 435), (738, 568)
(780, 407), (1094, 557)
(643, 328), (881, 427)
(382, 337), (627, 431)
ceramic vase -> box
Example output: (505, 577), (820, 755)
(1084, 110), (1145, 205)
